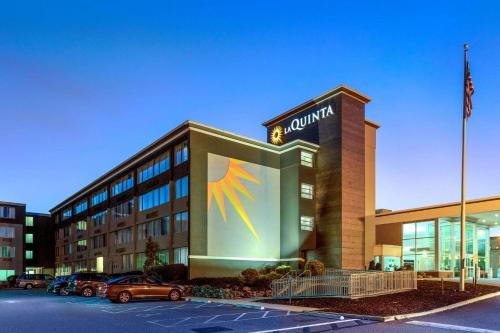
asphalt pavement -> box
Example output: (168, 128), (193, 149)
(1, 289), (500, 332)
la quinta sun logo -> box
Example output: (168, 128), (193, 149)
(270, 125), (284, 145)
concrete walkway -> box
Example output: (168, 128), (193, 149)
(426, 277), (500, 287)
(186, 296), (321, 312)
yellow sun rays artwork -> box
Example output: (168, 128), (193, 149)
(270, 125), (284, 145)
(207, 158), (261, 240)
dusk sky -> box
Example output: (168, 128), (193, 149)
(1, 1), (499, 213)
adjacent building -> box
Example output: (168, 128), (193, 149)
(0, 202), (54, 282)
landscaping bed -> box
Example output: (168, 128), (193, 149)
(261, 280), (500, 316)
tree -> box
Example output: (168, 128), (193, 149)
(143, 236), (159, 274)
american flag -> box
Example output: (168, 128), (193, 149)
(464, 60), (474, 119)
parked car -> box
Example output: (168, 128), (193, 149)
(47, 275), (70, 295)
(6, 275), (18, 288)
(16, 274), (54, 289)
(64, 272), (109, 297)
(97, 275), (184, 303)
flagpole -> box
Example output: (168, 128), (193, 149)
(459, 44), (468, 292)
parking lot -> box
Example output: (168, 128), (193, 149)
(0, 289), (375, 333)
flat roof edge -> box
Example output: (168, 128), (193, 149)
(262, 84), (371, 127)
(375, 195), (500, 217)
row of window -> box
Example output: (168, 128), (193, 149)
(57, 213), (188, 255)
(139, 184), (170, 212)
(0, 246), (15, 258)
(0, 227), (15, 238)
(0, 206), (15, 219)
(59, 141), (189, 221)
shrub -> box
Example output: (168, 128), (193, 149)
(264, 271), (282, 281)
(241, 268), (259, 283)
(304, 259), (325, 276)
(275, 265), (291, 275)
(259, 265), (276, 275)
(189, 277), (243, 289)
(191, 285), (235, 299)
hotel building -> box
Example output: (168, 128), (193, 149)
(49, 84), (500, 279)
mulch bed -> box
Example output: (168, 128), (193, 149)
(261, 280), (500, 316)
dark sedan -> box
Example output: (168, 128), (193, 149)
(97, 275), (184, 303)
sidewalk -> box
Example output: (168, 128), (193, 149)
(186, 296), (321, 312)
(426, 277), (500, 287)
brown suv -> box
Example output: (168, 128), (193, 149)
(65, 272), (109, 297)
(16, 274), (54, 289)
(98, 275), (184, 303)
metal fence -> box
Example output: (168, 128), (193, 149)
(271, 270), (417, 299)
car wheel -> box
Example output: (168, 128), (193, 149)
(169, 289), (181, 301)
(118, 291), (131, 304)
(25, 284), (33, 290)
(60, 288), (69, 296)
(82, 287), (94, 297)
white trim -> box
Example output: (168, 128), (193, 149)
(189, 255), (303, 262)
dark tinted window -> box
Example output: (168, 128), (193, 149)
(120, 277), (145, 285)
(146, 277), (162, 285)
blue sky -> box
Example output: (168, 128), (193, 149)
(1, 1), (499, 213)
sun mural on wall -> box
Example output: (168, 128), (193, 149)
(207, 158), (261, 240)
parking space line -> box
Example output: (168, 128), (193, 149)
(234, 312), (247, 321)
(249, 319), (358, 333)
(204, 315), (220, 324)
(407, 320), (500, 333)
(262, 311), (270, 318)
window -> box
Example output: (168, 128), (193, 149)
(63, 225), (71, 237)
(174, 211), (188, 233)
(0, 206), (15, 219)
(0, 246), (14, 258)
(75, 260), (86, 272)
(111, 174), (134, 197)
(77, 240), (87, 252)
(91, 211), (107, 227)
(122, 254), (133, 271)
(112, 199), (134, 220)
(91, 188), (108, 206)
(0, 270), (15, 281)
(174, 247), (188, 265)
(301, 183), (314, 199)
(138, 153), (170, 183)
(158, 249), (169, 264)
(300, 216), (314, 231)
(403, 221), (435, 272)
(25, 216), (34, 227)
(174, 141), (189, 166)
(137, 216), (170, 240)
(0, 227), (15, 238)
(75, 200), (88, 214)
(300, 151), (314, 167)
(76, 220), (87, 231)
(138, 184), (170, 211)
(25, 234), (33, 243)
(62, 208), (72, 220)
(25, 250), (33, 259)
(114, 228), (132, 245)
(136, 252), (146, 270)
(93, 234), (106, 249)
(175, 176), (189, 199)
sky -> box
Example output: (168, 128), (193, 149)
(1, 1), (500, 213)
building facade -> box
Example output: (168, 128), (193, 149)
(50, 85), (378, 278)
(0, 202), (54, 282)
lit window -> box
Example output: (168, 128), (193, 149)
(174, 142), (189, 166)
(175, 176), (189, 199)
(25, 216), (34, 227)
(301, 183), (314, 199)
(0, 246), (14, 258)
(158, 249), (169, 265)
(25, 250), (33, 259)
(300, 151), (314, 167)
(300, 216), (314, 231)
(25, 234), (34, 243)
(76, 220), (87, 231)
(174, 247), (188, 265)
(77, 240), (87, 252)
